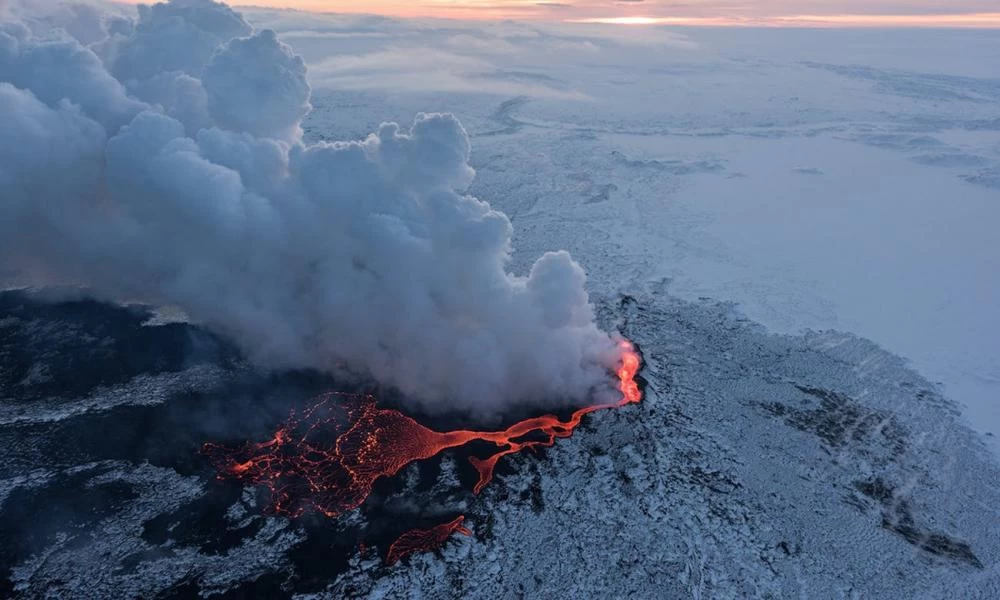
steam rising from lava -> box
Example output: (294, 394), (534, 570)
(0, 0), (627, 413)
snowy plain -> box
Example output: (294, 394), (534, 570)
(246, 10), (1000, 452)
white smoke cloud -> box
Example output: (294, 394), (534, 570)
(0, 0), (623, 415)
(203, 29), (310, 141)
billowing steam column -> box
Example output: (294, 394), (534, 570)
(0, 0), (627, 419)
(0, 0), (643, 565)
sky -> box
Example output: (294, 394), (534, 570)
(113, 1), (1000, 26)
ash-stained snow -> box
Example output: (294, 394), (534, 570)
(8, 461), (303, 598)
(0, 364), (231, 426)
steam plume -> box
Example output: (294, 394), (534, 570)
(0, 0), (622, 414)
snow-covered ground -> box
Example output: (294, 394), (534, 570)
(326, 291), (1000, 599)
(248, 12), (1000, 452)
(4, 289), (997, 598)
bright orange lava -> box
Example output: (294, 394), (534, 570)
(203, 340), (641, 557)
(386, 516), (473, 565)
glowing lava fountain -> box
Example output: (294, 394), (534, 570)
(204, 339), (642, 551)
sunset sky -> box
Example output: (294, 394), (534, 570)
(125, 1), (1000, 26)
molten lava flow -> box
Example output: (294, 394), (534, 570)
(386, 516), (472, 565)
(204, 339), (641, 522)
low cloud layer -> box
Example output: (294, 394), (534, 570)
(0, 0), (623, 415)
(244, 9), (694, 97)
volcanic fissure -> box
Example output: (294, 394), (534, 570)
(204, 340), (642, 563)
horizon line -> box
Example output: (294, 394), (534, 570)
(111, 3), (1000, 28)
(568, 13), (1000, 28)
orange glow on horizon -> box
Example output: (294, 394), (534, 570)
(115, 0), (543, 20)
(572, 13), (1000, 28)
(773, 13), (1000, 28)
(112, 2), (1000, 28)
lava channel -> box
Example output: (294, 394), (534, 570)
(386, 516), (473, 565)
(204, 339), (641, 555)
